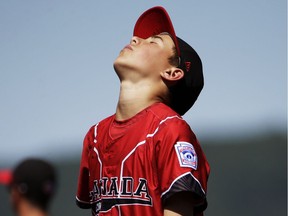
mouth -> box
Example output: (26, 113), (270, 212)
(123, 44), (133, 51)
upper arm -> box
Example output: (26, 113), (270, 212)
(163, 192), (196, 216)
(156, 120), (209, 214)
(76, 127), (94, 208)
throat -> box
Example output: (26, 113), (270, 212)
(116, 82), (161, 120)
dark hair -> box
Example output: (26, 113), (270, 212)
(168, 46), (179, 67)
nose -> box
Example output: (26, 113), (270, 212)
(130, 36), (141, 45)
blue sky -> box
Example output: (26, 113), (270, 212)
(0, 0), (286, 165)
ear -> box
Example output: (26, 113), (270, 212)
(161, 67), (184, 82)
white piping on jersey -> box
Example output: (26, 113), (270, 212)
(146, 115), (182, 138)
(93, 123), (103, 179)
(161, 171), (206, 198)
(94, 123), (99, 143)
(76, 195), (91, 204)
(94, 147), (103, 179)
(117, 206), (121, 216)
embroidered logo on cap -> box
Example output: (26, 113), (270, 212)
(175, 141), (197, 170)
(185, 61), (191, 72)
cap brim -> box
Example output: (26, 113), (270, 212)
(133, 6), (180, 55)
(0, 170), (12, 185)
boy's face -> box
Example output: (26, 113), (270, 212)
(114, 33), (176, 82)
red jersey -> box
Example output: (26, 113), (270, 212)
(76, 103), (210, 215)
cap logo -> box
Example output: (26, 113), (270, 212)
(185, 61), (191, 72)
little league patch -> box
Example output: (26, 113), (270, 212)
(175, 142), (197, 170)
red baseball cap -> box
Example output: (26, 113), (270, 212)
(133, 6), (204, 115)
(0, 169), (12, 185)
(133, 6), (180, 56)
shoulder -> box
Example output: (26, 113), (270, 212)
(87, 114), (114, 132)
(151, 104), (193, 131)
(148, 102), (180, 118)
(84, 114), (114, 141)
(148, 103), (189, 128)
(146, 103), (196, 144)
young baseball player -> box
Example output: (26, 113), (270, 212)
(76, 6), (210, 216)
(0, 158), (57, 216)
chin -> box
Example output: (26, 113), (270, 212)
(113, 61), (123, 80)
(113, 57), (130, 72)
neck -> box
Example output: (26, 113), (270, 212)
(115, 80), (165, 120)
(16, 199), (48, 216)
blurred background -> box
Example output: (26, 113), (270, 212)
(0, 0), (286, 215)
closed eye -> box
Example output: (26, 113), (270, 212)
(151, 35), (163, 41)
(149, 35), (163, 44)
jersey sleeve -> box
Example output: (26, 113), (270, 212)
(154, 119), (210, 212)
(75, 126), (94, 209)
